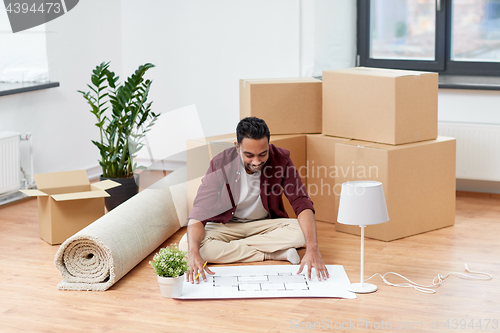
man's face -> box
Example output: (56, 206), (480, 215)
(235, 137), (269, 174)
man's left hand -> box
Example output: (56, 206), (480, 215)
(297, 247), (329, 281)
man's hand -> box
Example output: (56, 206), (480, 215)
(297, 246), (329, 281)
(185, 219), (214, 284)
(295, 209), (329, 281)
(186, 251), (215, 284)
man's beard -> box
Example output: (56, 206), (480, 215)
(239, 153), (264, 174)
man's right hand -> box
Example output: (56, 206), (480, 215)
(186, 251), (215, 284)
(185, 219), (214, 283)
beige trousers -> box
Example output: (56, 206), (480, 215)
(179, 218), (306, 263)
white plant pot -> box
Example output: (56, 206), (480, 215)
(157, 274), (185, 298)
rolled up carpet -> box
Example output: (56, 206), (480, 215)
(54, 168), (187, 291)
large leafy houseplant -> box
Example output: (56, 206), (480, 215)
(78, 61), (158, 179)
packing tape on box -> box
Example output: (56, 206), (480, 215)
(54, 168), (187, 291)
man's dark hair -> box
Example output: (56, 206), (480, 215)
(236, 117), (271, 144)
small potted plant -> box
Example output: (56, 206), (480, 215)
(149, 244), (189, 298)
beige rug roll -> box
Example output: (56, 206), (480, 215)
(54, 168), (188, 291)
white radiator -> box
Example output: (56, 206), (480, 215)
(438, 122), (500, 181)
(0, 131), (21, 194)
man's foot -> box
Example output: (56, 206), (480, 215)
(264, 248), (300, 264)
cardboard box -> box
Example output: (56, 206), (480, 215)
(334, 137), (456, 241)
(322, 67), (438, 145)
(186, 134), (234, 216)
(306, 134), (351, 223)
(240, 78), (322, 135)
(21, 171), (120, 245)
(187, 134), (306, 218)
(271, 134), (307, 218)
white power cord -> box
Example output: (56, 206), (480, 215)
(364, 263), (492, 294)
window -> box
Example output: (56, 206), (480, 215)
(358, 0), (500, 76)
(0, 10), (49, 83)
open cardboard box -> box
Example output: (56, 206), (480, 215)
(21, 170), (121, 245)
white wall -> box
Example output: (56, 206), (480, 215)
(2, 0), (304, 175)
(6, 0), (498, 193)
(121, 0), (356, 168)
(438, 89), (500, 193)
(0, 0), (122, 176)
(1, 0), (356, 177)
(120, 0), (302, 139)
(438, 89), (500, 125)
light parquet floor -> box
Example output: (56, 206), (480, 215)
(0, 193), (499, 333)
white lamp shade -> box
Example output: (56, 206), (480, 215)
(337, 181), (389, 226)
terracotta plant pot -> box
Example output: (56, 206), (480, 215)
(99, 175), (139, 211)
(157, 274), (185, 298)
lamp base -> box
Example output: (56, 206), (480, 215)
(347, 283), (378, 293)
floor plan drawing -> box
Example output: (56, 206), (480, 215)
(176, 265), (356, 299)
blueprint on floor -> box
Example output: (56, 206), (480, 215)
(176, 264), (356, 299)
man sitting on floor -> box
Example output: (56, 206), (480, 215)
(180, 117), (329, 283)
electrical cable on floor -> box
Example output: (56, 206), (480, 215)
(364, 263), (492, 294)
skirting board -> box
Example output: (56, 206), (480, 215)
(456, 179), (500, 194)
(0, 190), (29, 207)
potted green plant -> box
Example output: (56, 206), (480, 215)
(78, 61), (158, 211)
(149, 244), (189, 298)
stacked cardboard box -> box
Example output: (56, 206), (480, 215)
(238, 77), (322, 218)
(317, 67), (456, 241)
(240, 78), (322, 135)
(187, 70), (455, 241)
(305, 135), (350, 222)
(322, 67), (438, 145)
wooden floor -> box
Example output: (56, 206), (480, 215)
(0, 193), (499, 333)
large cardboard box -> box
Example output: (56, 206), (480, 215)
(21, 171), (120, 245)
(322, 67), (438, 145)
(306, 135), (351, 223)
(334, 137), (456, 241)
(240, 78), (322, 135)
(187, 134), (306, 218)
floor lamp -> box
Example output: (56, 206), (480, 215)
(337, 181), (389, 293)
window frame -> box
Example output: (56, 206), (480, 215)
(357, 0), (500, 77)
